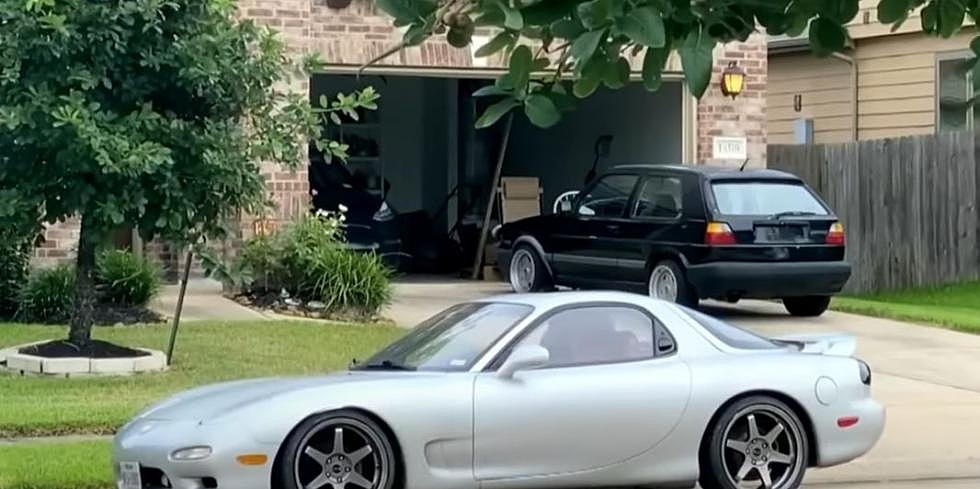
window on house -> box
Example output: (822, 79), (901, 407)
(937, 54), (976, 132)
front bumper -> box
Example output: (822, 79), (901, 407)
(686, 260), (851, 299)
(113, 419), (276, 489)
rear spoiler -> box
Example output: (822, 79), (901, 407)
(771, 333), (856, 357)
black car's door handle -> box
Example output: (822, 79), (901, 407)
(606, 224), (621, 232)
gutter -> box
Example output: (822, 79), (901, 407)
(831, 52), (859, 141)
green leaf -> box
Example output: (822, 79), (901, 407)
(523, 0), (581, 25)
(318, 95), (329, 108)
(808, 17), (847, 55)
(786, 13), (810, 37)
(937, 0), (966, 37)
(376, 0), (434, 24)
(573, 57), (606, 97)
(642, 45), (670, 91)
(533, 58), (551, 70)
(551, 18), (585, 38)
(524, 94), (562, 127)
(877, 0), (910, 23)
(475, 31), (516, 57)
(577, 0), (612, 29)
(920, 3), (938, 32)
(476, 98), (520, 128)
(496, 0), (525, 30)
(472, 85), (512, 97)
(971, 36), (980, 55)
(617, 6), (666, 47)
(447, 25), (473, 48)
(509, 45), (533, 94)
(603, 57), (631, 89)
(403, 24), (428, 46)
(570, 29), (605, 64)
(679, 27), (715, 98)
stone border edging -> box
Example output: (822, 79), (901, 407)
(0, 340), (167, 377)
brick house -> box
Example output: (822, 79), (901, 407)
(35, 0), (769, 274)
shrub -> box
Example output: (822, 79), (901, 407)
(95, 250), (162, 307)
(237, 213), (392, 317)
(0, 232), (32, 319)
(18, 265), (76, 324)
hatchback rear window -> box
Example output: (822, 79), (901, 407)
(678, 306), (782, 350)
(711, 181), (828, 216)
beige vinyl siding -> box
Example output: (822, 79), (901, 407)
(768, 31), (976, 144)
(768, 52), (853, 144)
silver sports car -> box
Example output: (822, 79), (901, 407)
(113, 291), (884, 489)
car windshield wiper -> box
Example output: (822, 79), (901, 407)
(771, 211), (817, 219)
(356, 360), (416, 371)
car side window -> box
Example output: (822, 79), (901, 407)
(514, 306), (655, 368)
(632, 176), (683, 219)
(577, 174), (639, 218)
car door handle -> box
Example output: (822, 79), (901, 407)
(606, 224), (621, 232)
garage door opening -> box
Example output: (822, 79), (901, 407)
(308, 72), (683, 276)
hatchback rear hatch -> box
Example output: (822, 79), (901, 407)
(705, 178), (844, 260)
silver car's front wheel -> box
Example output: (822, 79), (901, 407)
(701, 397), (808, 489)
(282, 411), (396, 489)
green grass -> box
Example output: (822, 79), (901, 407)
(0, 440), (113, 489)
(0, 321), (403, 438)
(832, 280), (980, 334)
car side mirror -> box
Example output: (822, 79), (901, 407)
(497, 345), (550, 379)
(559, 200), (573, 213)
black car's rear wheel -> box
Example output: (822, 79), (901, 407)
(280, 410), (396, 489)
(648, 260), (697, 306)
(783, 296), (831, 317)
(508, 245), (552, 293)
(701, 396), (808, 489)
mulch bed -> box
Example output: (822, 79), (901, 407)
(18, 339), (150, 358)
(232, 290), (388, 323)
(91, 305), (163, 326)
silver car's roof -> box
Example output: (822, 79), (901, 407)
(472, 290), (665, 310)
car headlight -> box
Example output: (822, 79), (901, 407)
(171, 446), (212, 461)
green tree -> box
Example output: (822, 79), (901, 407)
(374, 0), (980, 127)
(0, 0), (377, 350)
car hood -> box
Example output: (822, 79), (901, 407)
(135, 371), (412, 422)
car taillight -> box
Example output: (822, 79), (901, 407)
(826, 222), (845, 245)
(705, 222), (736, 245)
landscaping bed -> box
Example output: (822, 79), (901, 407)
(0, 320), (403, 438)
(832, 280), (980, 334)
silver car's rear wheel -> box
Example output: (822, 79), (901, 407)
(283, 411), (396, 489)
(701, 396), (808, 489)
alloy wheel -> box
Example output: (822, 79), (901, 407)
(648, 264), (679, 301)
(509, 249), (536, 292)
(294, 418), (387, 489)
(721, 406), (804, 489)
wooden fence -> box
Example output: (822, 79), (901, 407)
(768, 131), (979, 294)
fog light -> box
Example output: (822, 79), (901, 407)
(171, 446), (212, 461)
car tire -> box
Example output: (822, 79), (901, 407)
(279, 410), (397, 489)
(700, 396), (809, 489)
(648, 259), (698, 307)
(508, 244), (552, 293)
(783, 296), (831, 317)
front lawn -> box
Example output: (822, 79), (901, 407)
(832, 281), (980, 334)
(0, 439), (113, 489)
(0, 321), (403, 438)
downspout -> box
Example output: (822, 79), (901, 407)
(831, 52), (858, 141)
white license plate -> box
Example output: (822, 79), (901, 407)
(118, 461), (142, 489)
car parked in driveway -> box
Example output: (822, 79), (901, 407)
(495, 165), (851, 316)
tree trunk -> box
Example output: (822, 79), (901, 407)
(67, 214), (97, 349)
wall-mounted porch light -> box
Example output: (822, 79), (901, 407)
(720, 61), (746, 99)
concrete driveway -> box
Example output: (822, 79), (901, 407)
(386, 279), (980, 488)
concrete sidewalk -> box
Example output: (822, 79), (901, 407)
(150, 279), (266, 322)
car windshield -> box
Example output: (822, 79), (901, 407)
(354, 302), (533, 372)
(678, 306), (783, 350)
(711, 181), (828, 216)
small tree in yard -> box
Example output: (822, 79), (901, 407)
(372, 0), (980, 128)
(0, 0), (377, 352)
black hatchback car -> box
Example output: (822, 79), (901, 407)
(495, 165), (851, 316)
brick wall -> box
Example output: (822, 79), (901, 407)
(34, 219), (80, 268)
(696, 33), (768, 167)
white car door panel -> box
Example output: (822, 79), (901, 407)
(473, 357), (691, 482)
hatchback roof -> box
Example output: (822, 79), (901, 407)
(610, 164), (801, 181)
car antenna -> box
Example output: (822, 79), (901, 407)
(738, 158), (750, 171)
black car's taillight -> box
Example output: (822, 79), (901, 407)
(857, 359), (872, 385)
